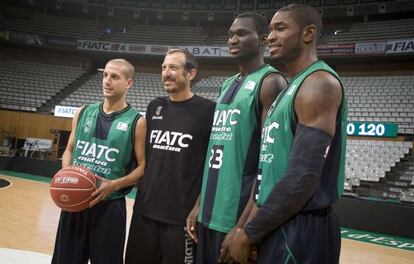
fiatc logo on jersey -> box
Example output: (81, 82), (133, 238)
(149, 130), (193, 152)
(210, 109), (240, 141)
(259, 121), (279, 163)
(73, 140), (120, 175)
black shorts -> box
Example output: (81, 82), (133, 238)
(125, 211), (196, 264)
(257, 207), (341, 264)
(196, 224), (228, 264)
(51, 198), (127, 264)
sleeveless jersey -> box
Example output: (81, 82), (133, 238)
(199, 64), (280, 233)
(72, 102), (140, 200)
(256, 60), (347, 209)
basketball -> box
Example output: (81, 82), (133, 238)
(50, 165), (97, 212)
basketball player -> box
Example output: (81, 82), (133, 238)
(124, 49), (215, 264)
(228, 4), (347, 264)
(51, 59), (146, 264)
(188, 13), (287, 263)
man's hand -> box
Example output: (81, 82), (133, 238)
(186, 202), (199, 243)
(218, 228), (237, 263)
(89, 176), (117, 207)
(229, 228), (255, 264)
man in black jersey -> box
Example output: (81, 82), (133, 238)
(187, 13), (287, 264)
(125, 49), (216, 264)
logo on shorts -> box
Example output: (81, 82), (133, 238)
(152, 106), (163, 120)
(184, 229), (194, 264)
(324, 145), (330, 159)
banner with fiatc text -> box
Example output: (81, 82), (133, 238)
(77, 40), (224, 57)
(3, 30), (413, 57)
(54, 105), (78, 118)
(386, 38), (414, 54)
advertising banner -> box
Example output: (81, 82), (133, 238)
(346, 122), (398, 138)
(385, 39), (414, 54)
(317, 43), (355, 56)
(54, 105), (78, 118)
(355, 42), (386, 55)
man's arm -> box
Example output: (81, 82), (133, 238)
(186, 195), (200, 242)
(90, 116), (147, 207)
(62, 106), (84, 168)
(230, 71), (342, 262)
(234, 72), (287, 229)
(219, 181), (257, 263)
(230, 72), (286, 229)
(259, 72), (287, 127)
(186, 100), (216, 242)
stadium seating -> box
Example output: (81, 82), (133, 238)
(345, 140), (413, 201)
(59, 72), (167, 111)
(192, 75), (225, 100)
(327, 18), (414, 43)
(344, 75), (414, 134)
(7, 13), (208, 45)
(9, 13), (102, 40)
(0, 60), (85, 112)
(61, 73), (225, 110)
(5, 11), (414, 46)
(345, 140), (411, 184)
(105, 24), (208, 45)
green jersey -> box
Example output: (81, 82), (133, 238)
(256, 60), (347, 209)
(72, 102), (140, 200)
(199, 64), (280, 233)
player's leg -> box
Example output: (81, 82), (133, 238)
(196, 224), (226, 264)
(89, 199), (126, 264)
(51, 210), (90, 264)
(257, 207), (341, 264)
(125, 211), (161, 264)
(158, 222), (196, 264)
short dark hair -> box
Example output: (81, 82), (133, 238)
(278, 4), (323, 40)
(236, 12), (268, 36)
(106, 58), (135, 79)
(166, 48), (199, 72)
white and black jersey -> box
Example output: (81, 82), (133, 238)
(134, 95), (215, 226)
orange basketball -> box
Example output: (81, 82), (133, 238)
(50, 165), (97, 212)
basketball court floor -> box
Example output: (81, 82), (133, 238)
(1, 172), (414, 264)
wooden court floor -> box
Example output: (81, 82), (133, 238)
(1, 175), (414, 264)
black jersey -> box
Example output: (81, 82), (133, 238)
(134, 95), (215, 225)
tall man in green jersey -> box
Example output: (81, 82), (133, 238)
(229, 4), (347, 264)
(186, 12), (287, 263)
(52, 59), (146, 264)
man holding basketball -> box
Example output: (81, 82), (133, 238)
(125, 49), (215, 264)
(52, 59), (146, 264)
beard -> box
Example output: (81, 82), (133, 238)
(163, 77), (187, 94)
